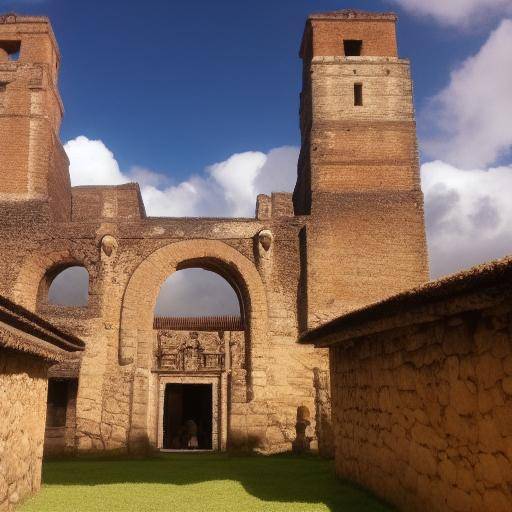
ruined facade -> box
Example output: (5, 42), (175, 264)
(0, 10), (428, 454)
(303, 257), (512, 512)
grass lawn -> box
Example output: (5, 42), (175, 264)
(20, 453), (394, 512)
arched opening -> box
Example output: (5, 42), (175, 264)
(119, 239), (268, 453)
(154, 266), (246, 451)
(41, 266), (89, 307)
(155, 268), (240, 318)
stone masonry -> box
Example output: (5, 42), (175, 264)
(303, 257), (512, 512)
(0, 296), (84, 510)
(0, 10), (428, 456)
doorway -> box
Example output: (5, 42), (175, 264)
(163, 384), (213, 450)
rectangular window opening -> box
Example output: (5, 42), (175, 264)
(344, 40), (362, 57)
(354, 83), (363, 106)
(0, 40), (21, 61)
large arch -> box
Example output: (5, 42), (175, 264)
(118, 239), (269, 451)
(119, 239), (268, 367)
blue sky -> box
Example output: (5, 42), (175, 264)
(5, 0), (502, 175)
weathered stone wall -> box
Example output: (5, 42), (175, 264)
(0, 349), (49, 511)
(330, 301), (512, 511)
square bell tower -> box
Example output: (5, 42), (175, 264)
(295, 10), (429, 328)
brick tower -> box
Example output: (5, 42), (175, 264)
(0, 14), (70, 220)
(294, 10), (429, 328)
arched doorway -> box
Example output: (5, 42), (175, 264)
(119, 239), (268, 452)
(155, 268), (243, 451)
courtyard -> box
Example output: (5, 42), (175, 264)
(20, 453), (393, 512)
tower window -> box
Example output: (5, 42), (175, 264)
(344, 40), (362, 57)
(0, 40), (21, 62)
(354, 83), (363, 106)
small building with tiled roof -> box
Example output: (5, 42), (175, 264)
(0, 295), (84, 510)
(301, 256), (512, 512)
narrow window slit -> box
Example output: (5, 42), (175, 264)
(354, 83), (363, 106)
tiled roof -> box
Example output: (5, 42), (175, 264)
(0, 295), (85, 362)
(301, 255), (512, 347)
(154, 316), (244, 331)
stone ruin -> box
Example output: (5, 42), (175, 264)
(0, 10), (427, 457)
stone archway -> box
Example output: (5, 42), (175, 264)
(118, 239), (269, 451)
(12, 248), (88, 311)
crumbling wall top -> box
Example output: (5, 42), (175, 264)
(308, 9), (397, 21)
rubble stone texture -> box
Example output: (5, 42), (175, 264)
(0, 350), (48, 511)
(0, 295), (84, 510)
(0, 7), (427, 466)
(304, 258), (512, 512)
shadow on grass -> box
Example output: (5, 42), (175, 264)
(39, 452), (395, 512)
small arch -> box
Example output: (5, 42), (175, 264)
(43, 265), (89, 307)
(13, 250), (89, 311)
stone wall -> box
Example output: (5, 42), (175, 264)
(0, 349), (49, 511)
(330, 296), (512, 511)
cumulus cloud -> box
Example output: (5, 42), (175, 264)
(390, 0), (512, 25)
(421, 160), (512, 277)
(64, 136), (129, 186)
(64, 135), (299, 218)
(421, 19), (512, 168)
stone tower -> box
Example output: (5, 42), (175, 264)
(0, 14), (70, 220)
(294, 9), (429, 328)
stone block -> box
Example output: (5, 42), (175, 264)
(409, 442), (437, 476)
(494, 405), (512, 437)
(478, 417), (503, 453)
(475, 353), (503, 390)
(450, 380), (478, 416)
(446, 487), (473, 512)
(482, 490), (511, 512)
(475, 454), (502, 485)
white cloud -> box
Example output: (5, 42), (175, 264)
(422, 19), (512, 168)
(390, 0), (512, 25)
(65, 135), (298, 218)
(422, 160), (512, 277)
(64, 136), (129, 186)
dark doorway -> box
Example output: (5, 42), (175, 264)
(163, 384), (213, 450)
(46, 379), (69, 427)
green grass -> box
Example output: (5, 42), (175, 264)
(20, 453), (394, 512)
